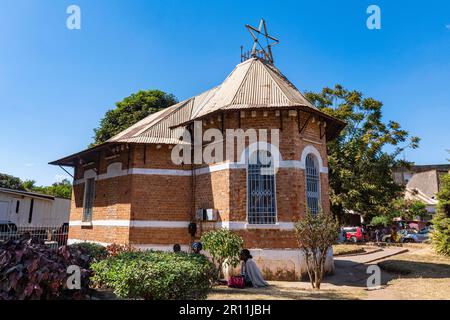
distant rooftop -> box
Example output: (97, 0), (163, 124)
(398, 164), (450, 173)
(0, 187), (55, 201)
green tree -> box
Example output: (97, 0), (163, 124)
(407, 200), (429, 220)
(0, 173), (72, 199)
(391, 198), (429, 220)
(31, 179), (72, 199)
(201, 229), (244, 281)
(0, 173), (25, 190)
(91, 90), (178, 146)
(305, 85), (420, 222)
(431, 173), (450, 256)
(22, 180), (36, 191)
(294, 210), (339, 290)
(370, 215), (391, 227)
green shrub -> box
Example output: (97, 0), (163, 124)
(371, 215), (391, 227)
(91, 250), (216, 300)
(431, 173), (450, 256)
(69, 242), (108, 262)
(201, 229), (243, 280)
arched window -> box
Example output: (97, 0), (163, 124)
(247, 150), (276, 224)
(305, 154), (320, 214)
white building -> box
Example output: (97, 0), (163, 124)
(0, 187), (70, 227)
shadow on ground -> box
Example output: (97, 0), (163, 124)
(377, 259), (450, 278)
(209, 284), (361, 300)
(325, 257), (450, 288)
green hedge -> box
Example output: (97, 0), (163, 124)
(69, 242), (108, 262)
(91, 251), (216, 300)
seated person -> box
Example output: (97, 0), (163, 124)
(239, 249), (269, 288)
(173, 244), (181, 253)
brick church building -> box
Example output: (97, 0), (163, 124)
(51, 50), (345, 279)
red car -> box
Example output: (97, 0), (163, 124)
(343, 227), (366, 243)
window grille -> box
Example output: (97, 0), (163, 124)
(83, 178), (95, 222)
(247, 150), (276, 224)
(305, 154), (320, 214)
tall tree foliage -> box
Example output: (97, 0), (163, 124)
(0, 173), (72, 199)
(305, 85), (420, 221)
(431, 172), (450, 256)
(30, 179), (73, 199)
(0, 173), (25, 191)
(91, 90), (178, 146)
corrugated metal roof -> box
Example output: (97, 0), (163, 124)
(109, 58), (322, 145)
(0, 187), (56, 201)
(405, 188), (438, 205)
(50, 58), (346, 166)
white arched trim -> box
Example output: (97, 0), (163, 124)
(300, 145), (328, 174)
(83, 169), (97, 179)
(106, 162), (123, 177)
(239, 141), (282, 166)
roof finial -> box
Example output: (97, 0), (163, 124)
(242, 19), (279, 64)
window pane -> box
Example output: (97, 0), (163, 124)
(247, 151), (276, 224)
(305, 154), (320, 214)
(83, 178), (95, 222)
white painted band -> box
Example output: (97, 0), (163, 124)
(74, 161), (328, 185)
(69, 220), (190, 228)
(67, 239), (191, 252)
(69, 220), (295, 230)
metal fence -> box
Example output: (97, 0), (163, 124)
(0, 224), (69, 248)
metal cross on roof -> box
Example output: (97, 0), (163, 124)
(243, 19), (279, 64)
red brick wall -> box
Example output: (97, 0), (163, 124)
(68, 109), (332, 249)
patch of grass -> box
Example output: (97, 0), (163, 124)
(374, 246), (450, 300)
(333, 244), (365, 256)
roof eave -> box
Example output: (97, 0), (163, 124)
(170, 104), (347, 141)
(48, 142), (117, 167)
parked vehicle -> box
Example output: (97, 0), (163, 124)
(402, 227), (431, 243)
(0, 221), (18, 242)
(343, 227), (366, 243)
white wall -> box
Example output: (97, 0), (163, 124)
(0, 191), (70, 227)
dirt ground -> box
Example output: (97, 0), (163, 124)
(208, 245), (450, 300)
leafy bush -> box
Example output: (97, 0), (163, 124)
(391, 198), (429, 220)
(201, 229), (243, 280)
(91, 250), (216, 300)
(371, 215), (391, 227)
(294, 210), (339, 290)
(0, 237), (92, 300)
(431, 173), (450, 256)
(105, 243), (136, 258)
(69, 242), (108, 262)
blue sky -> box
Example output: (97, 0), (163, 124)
(0, 0), (449, 185)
